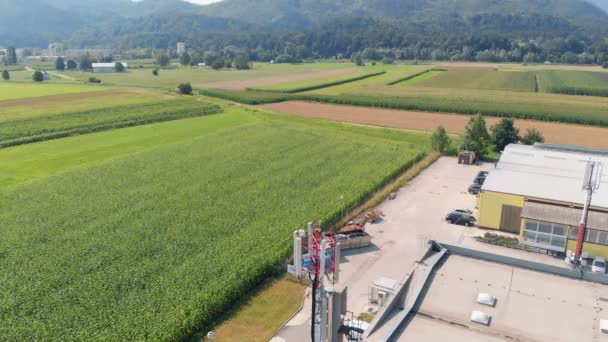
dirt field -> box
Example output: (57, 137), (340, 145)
(260, 101), (608, 148)
(199, 68), (359, 90)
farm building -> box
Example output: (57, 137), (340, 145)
(478, 143), (608, 257)
(92, 62), (128, 73)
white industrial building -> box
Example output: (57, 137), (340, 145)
(92, 62), (128, 73)
(177, 42), (186, 56)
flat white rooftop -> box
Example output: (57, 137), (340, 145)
(399, 255), (608, 342)
(482, 144), (608, 208)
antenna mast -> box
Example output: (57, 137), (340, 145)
(573, 160), (602, 266)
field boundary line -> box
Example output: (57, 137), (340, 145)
(248, 71), (386, 93)
(267, 286), (308, 342)
(385, 68), (437, 85)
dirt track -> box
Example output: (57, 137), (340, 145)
(198, 68), (359, 90)
(260, 101), (608, 148)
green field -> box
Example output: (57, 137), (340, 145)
(0, 107), (429, 340)
(0, 98), (222, 148)
(307, 65), (430, 95)
(539, 70), (608, 96)
(252, 70), (383, 93)
(61, 62), (354, 88)
(412, 67), (537, 92)
(0, 90), (169, 122)
(0, 82), (106, 101)
(394, 69), (443, 86)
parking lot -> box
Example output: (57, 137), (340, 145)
(272, 157), (584, 341)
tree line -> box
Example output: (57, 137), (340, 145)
(431, 116), (545, 158)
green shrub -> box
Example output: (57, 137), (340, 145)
(178, 83), (193, 95)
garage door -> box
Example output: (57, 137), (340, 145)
(500, 205), (522, 234)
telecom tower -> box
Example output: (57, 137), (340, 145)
(289, 222), (351, 342)
(573, 160), (603, 266)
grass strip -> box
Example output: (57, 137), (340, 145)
(248, 71), (386, 93)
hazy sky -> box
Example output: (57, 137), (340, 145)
(184, 0), (223, 4)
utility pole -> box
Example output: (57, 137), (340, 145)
(573, 160), (602, 266)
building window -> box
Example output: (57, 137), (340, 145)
(523, 219), (568, 252)
(570, 227), (608, 246)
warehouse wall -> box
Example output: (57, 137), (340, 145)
(566, 240), (608, 260)
(478, 191), (524, 230)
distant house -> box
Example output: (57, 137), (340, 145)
(92, 62), (128, 73)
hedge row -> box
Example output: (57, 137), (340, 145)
(546, 87), (608, 98)
(248, 71), (386, 93)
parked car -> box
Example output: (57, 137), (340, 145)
(446, 212), (476, 226)
(474, 175), (486, 185)
(468, 183), (482, 194)
(452, 208), (473, 215)
(592, 257), (606, 273)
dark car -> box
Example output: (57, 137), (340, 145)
(474, 175), (486, 185)
(477, 171), (489, 177)
(446, 212), (476, 226)
(468, 183), (482, 194)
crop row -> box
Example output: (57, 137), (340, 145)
(0, 114), (428, 340)
(248, 71), (386, 93)
(385, 68), (441, 85)
(200, 89), (608, 127)
(0, 99), (222, 148)
(545, 87), (608, 97)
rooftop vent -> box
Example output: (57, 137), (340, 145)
(470, 310), (491, 326)
(477, 293), (496, 307)
(600, 320), (608, 334)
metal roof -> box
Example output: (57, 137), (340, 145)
(521, 201), (608, 231)
(92, 62), (128, 68)
(371, 276), (400, 292)
(482, 144), (608, 209)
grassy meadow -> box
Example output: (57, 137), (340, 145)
(539, 70), (608, 96)
(60, 62), (354, 88)
(0, 82), (107, 101)
(0, 106), (430, 340)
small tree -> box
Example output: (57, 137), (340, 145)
(66, 60), (77, 70)
(382, 58), (394, 65)
(180, 52), (191, 66)
(157, 54), (170, 68)
(32, 71), (44, 82)
(177, 82), (192, 95)
(491, 118), (519, 152)
(233, 52), (251, 70)
(461, 114), (490, 157)
(55, 57), (65, 71)
(520, 128), (545, 145)
(152, 69), (159, 76)
(79, 54), (94, 70)
(431, 125), (451, 152)
(2, 70), (9, 81)
(211, 59), (224, 70)
(115, 62), (125, 72)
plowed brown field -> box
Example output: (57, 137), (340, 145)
(260, 101), (608, 148)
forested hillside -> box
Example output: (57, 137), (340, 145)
(2, 0), (608, 65)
